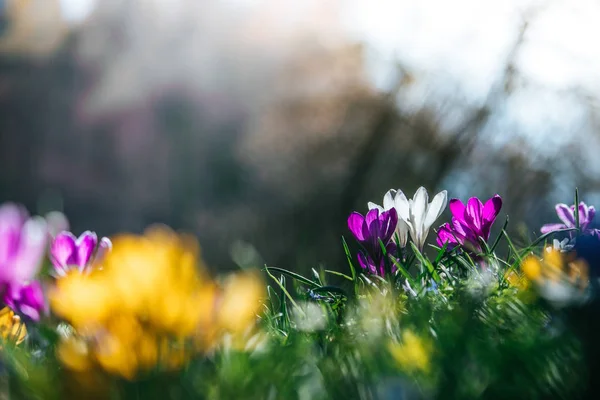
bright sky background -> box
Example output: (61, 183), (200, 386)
(342, 0), (600, 159)
(58, 0), (600, 159)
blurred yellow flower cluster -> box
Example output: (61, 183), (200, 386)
(522, 249), (588, 289)
(519, 249), (589, 306)
(0, 307), (26, 346)
(49, 226), (264, 380)
(388, 330), (432, 374)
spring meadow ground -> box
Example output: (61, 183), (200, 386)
(0, 187), (599, 399)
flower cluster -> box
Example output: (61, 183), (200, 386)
(521, 249), (589, 306)
(349, 187), (502, 276)
(49, 226), (264, 379)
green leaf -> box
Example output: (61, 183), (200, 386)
(489, 215), (509, 253)
(265, 266), (320, 288)
(410, 242), (441, 284)
(311, 268), (324, 286)
(324, 269), (354, 281)
(264, 267), (304, 315)
(502, 229), (522, 264)
(342, 236), (359, 296)
(311, 286), (348, 297)
(390, 256), (416, 287)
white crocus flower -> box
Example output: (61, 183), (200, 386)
(370, 187), (447, 251)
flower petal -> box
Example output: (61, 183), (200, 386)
(357, 252), (376, 275)
(75, 231), (98, 269)
(555, 203), (575, 227)
(540, 223), (567, 234)
(481, 195), (502, 239)
(0, 203), (27, 265)
(394, 190), (410, 222)
(448, 198), (466, 222)
(588, 206), (596, 223)
(367, 202), (383, 211)
(50, 231), (77, 270)
(10, 217), (48, 283)
(382, 189), (397, 211)
(579, 202), (589, 225)
(395, 219), (410, 248)
(436, 223), (458, 248)
(465, 197), (484, 231)
(423, 190), (448, 231)
(365, 208), (382, 239)
(92, 237), (112, 268)
(411, 187), (429, 228)
(347, 212), (366, 241)
(380, 208), (398, 242)
(4, 281), (46, 322)
(17, 281), (46, 321)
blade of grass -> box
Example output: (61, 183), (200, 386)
(390, 257), (416, 287)
(342, 236), (359, 296)
(265, 266), (320, 288)
(265, 268), (304, 315)
(324, 270), (354, 281)
(489, 216), (509, 253)
(502, 229), (522, 265)
(410, 242), (441, 284)
(433, 242), (449, 266)
(529, 228), (577, 249)
(312, 268), (324, 286)
(311, 286), (348, 297)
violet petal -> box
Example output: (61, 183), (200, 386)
(465, 197), (484, 231)
(50, 231), (77, 270)
(0, 203), (27, 265)
(555, 203), (575, 227)
(540, 223), (567, 234)
(93, 237), (112, 267)
(380, 208), (398, 243)
(448, 199), (466, 223)
(347, 212), (366, 242)
(10, 218), (47, 283)
(76, 231), (98, 269)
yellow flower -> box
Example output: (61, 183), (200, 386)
(57, 336), (93, 372)
(217, 271), (265, 334)
(49, 271), (115, 331)
(95, 332), (139, 380)
(504, 269), (529, 291)
(520, 249), (589, 306)
(50, 225), (267, 379)
(0, 307), (26, 345)
(388, 330), (432, 374)
(521, 250), (588, 287)
(521, 257), (542, 282)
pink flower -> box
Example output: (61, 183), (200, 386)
(50, 231), (112, 276)
(437, 195), (502, 253)
(0, 203), (48, 320)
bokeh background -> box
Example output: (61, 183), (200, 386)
(1, 0), (599, 273)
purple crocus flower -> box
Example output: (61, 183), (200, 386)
(0, 203), (48, 321)
(540, 202), (599, 237)
(3, 281), (47, 322)
(436, 195), (503, 253)
(347, 208), (398, 276)
(50, 231), (112, 276)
